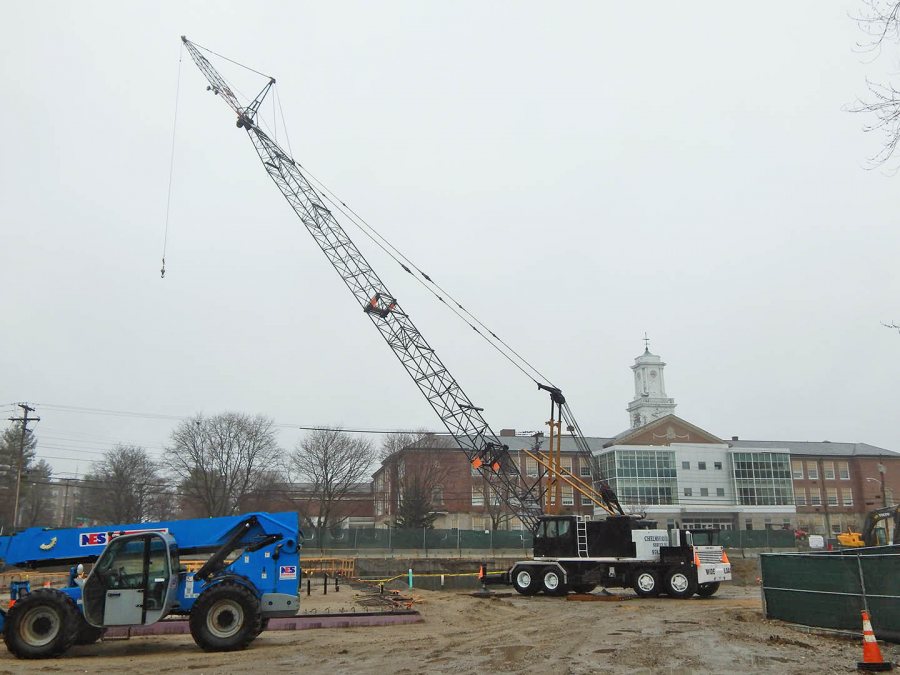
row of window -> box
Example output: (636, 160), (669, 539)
(795, 487), (853, 507)
(681, 461), (723, 471)
(683, 487), (726, 497)
(791, 460), (850, 481)
(519, 460), (593, 479)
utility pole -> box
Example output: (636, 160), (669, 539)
(8, 403), (39, 530)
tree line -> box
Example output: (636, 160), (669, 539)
(0, 413), (460, 542)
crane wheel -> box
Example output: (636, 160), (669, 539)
(3, 588), (79, 659)
(511, 566), (540, 595)
(631, 569), (661, 597)
(696, 582), (720, 598)
(572, 583), (597, 594)
(189, 581), (262, 652)
(663, 568), (698, 599)
(540, 567), (569, 596)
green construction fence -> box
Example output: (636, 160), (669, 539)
(760, 546), (900, 642)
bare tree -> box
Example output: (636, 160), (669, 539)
(166, 413), (282, 517)
(286, 428), (374, 545)
(850, 1), (900, 166)
(78, 445), (174, 524)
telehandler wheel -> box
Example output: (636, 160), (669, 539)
(255, 617), (270, 637)
(73, 613), (104, 645)
(3, 588), (79, 659)
(663, 568), (698, 599)
(696, 582), (720, 598)
(189, 581), (262, 652)
(540, 567), (568, 596)
(631, 568), (661, 597)
(512, 567), (540, 595)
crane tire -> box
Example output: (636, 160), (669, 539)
(696, 582), (720, 598)
(3, 588), (79, 659)
(631, 568), (661, 597)
(540, 567), (569, 596)
(512, 566), (540, 595)
(572, 583), (597, 594)
(663, 568), (698, 599)
(189, 581), (262, 652)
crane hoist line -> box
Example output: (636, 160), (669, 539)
(179, 37), (623, 530)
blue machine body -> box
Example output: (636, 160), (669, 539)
(0, 511), (302, 632)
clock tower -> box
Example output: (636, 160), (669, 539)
(626, 337), (677, 428)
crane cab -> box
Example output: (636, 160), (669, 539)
(82, 532), (179, 627)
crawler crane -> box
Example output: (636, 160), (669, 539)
(180, 37), (731, 599)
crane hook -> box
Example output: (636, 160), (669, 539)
(160, 257), (166, 279)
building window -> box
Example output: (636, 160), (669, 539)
(561, 461), (572, 475)
(823, 462), (835, 480)
(714, 462), (722, 470)
(471, 487), (484, 506)
(810, 491), (821, 506)
(842, 490), (853, 507)
(827, 488), (838, 506)
(684, 488), (693, 497)
(733, 452), (794, 506)
(489, 491), (501, 507)
(525, 459), (538, 478)
(597, 449), (677, 506)
(716, 487), (725, 497)
(700, 488), (709, 497)
(838, 462), (850, 480)
(745, 519), (754, 531)
(432, 487), (443, 506)
(581, 495), (593, 506)
(791, 460), (803, 480)
(807, 463), (818, 480)
(562, 488), (574, 507)
(698, 462), (707, 470)
(579, 464), (591, 477)
(795, 490), (807, 506)
(682, 461), (690, 470)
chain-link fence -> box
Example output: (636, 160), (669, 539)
(302, 527), (534, 552)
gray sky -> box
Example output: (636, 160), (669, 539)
(2, 1), (898, 480)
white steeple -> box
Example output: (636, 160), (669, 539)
(626, 335), (676, 428)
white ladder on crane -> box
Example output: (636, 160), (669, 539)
(576, 518), (588, 557)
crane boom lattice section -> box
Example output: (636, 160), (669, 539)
(181, 37), (543, 531)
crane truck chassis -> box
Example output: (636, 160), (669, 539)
(483, 514), (731, 598)
(0, 511), (301, 659)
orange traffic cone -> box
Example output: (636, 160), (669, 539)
(858, 609), (894, 671)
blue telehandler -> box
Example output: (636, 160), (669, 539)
(0, 511), (301, 659)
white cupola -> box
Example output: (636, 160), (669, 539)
(626, 336), (676, 428)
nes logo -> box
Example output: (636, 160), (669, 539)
(79, 527), (168, 547)
(279, 565), (297, 580)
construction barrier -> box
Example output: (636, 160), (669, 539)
(760, 545), (900, 642)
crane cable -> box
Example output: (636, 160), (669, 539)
(180, 45), (558, 392)
(297, 165), (556, 389)
(160, 45), (184, 279)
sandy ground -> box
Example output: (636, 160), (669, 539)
(0, 580), (895, 674)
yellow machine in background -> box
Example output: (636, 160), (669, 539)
(837, 505), (899, 548)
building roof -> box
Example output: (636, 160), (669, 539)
(729, 439), (900, 458)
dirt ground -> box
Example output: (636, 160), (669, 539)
(0, 578), (895, 674)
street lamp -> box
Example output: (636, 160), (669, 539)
(865, 476), (888, 508)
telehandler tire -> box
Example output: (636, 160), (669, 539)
(73, 613), (104, 645)
(189, 581), (262, 652)
(3, 588), (79, 659)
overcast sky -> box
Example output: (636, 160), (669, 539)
(2, 1), (898, 479)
